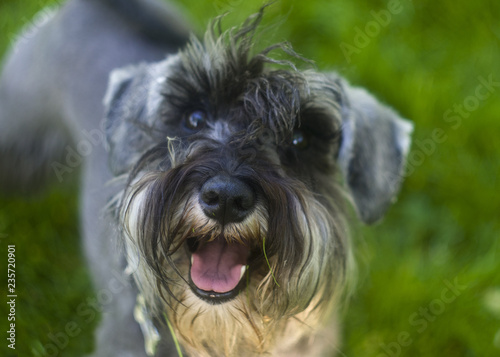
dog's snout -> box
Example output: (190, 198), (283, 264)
(199, 175), (255, 224)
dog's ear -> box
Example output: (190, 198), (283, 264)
(337, 78), (413, 224)
(104, 64), (154, 176)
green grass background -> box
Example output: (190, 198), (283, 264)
(0, 0), (499, 356)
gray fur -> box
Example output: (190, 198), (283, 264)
(104, 57), (179, 176)
(0, 0), (189, 356)
(0, 1), (412, 356)
(338, 79), (413, 223)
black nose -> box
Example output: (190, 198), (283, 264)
(199, 175), (255, 224)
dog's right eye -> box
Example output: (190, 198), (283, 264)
(184, 110), (207, 131)
(292, 129), (309, 150)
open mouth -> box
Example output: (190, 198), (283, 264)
(188, 236), (250, 304)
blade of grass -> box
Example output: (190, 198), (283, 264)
(164, 313), (184, 357)
(262, 236), (280, 287)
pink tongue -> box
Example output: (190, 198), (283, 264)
(191, 238), (248, 293)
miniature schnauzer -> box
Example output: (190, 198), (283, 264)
(0, 0), (412, 356)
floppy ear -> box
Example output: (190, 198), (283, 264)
(337, 78), (413, 224)
(104, 65), (145, 176)
(104, 62), (166, 176)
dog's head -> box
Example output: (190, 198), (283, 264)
(104, 10), (412, 356)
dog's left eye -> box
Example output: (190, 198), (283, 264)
(184, 110), (207, 131)
(292, 129), (309, 149)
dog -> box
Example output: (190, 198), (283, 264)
(0, 0), (413, 356)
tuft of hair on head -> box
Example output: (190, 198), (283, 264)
(167, 4), (316, 146)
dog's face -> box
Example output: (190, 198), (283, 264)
(104, 12), (412, 356)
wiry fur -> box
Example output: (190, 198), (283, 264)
(111, 10), (351, 356)
(0, 1), (412, 356)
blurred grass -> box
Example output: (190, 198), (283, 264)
(0, 0), (499, 356)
